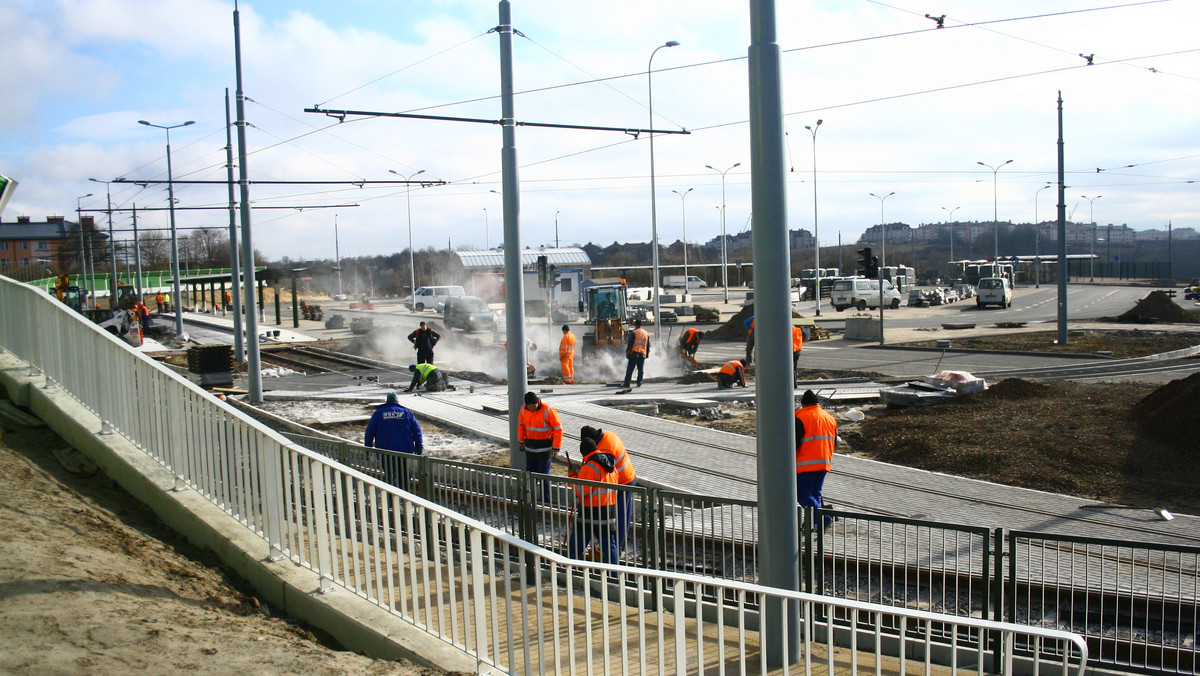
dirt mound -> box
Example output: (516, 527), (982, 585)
(975, 378), (1055, 401)
(679, 371), (718, 384)
(1108, 291), (1199, 324)
(706, 304), (755, 341)
(1132, 372), (1200, 452)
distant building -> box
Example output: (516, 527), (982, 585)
(0, 215), (81, 272)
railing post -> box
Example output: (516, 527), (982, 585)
(517, 470), (537, 584)
(992, 527), (1006, 673)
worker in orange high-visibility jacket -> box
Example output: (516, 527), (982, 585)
(517, 391), (563, 484)
(792, 324), (805, 377)
(678, 327), (704, 368)
(559, 324), (577, 384)
(795, 389), (837, 526)
(717, 359), (746, 389)
(621, 319), (651, 388)
(580, 425), (637, 550)
(566, 437), (619, 563)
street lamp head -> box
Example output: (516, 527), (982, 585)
(664, 40), (680, 48)
(138, 120), (151, 126)
(816, 119), (823, 126)
(81, 193), (93, 199)
(976, 161), (986, 167)
(1002, 159), (1013, 166)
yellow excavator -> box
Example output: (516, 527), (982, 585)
(581, 278), (629, 358)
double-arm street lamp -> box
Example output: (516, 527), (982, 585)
(977, 159), (1013, 259)
(390, 169), (426, 299)
(1081, 194), (1102, 281)
(671, 188), (693, 287)
(648, 39), (679, 344)
(869, 191), (895, 268)
(705, 162), (740, 303)
(805, 119), (823, 314)
(941, 206), (960, 267)
(139, 119), (194, 338)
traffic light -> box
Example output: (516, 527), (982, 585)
(856, 247), (873, 278)
(548, 264), (558, 287)
(869, 256), (880, 279)
(537, 255), (548, 287)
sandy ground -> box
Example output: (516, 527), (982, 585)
(0, 408), (456, 675)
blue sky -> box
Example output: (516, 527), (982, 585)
(2, 0), (1198, 261)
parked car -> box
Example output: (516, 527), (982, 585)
(830, 278), (902, 311)
(442, 295), (495, 332)
(976, 277), (1012, 309)
(403, 285), (465, 312)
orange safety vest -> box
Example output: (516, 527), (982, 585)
(596, 430), (636, 485)
(679, 327), (700, 349)
(719, 360), (743, 376)
(517, 404), (563, 451)
(630, 327), (649, 355)
(792, 326), (804, 353)
(559, 331), (576, 359)
(571, 452), (619, 507)
(795, 404), (837, 474)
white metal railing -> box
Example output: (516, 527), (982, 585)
(0, 276), (1089, 675)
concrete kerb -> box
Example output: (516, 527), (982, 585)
(0, 351), (477, 674)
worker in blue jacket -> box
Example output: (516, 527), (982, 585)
(364, 392), (424, 491)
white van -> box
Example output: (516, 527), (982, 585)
(404, 285), (465, 312)
(663, 275), (708, 289)
(830, 278), (902, 311)
(976, 277), (1012, 309)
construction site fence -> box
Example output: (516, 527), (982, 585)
(0, 275), (1089, 675)
(289, 430), (1198, 675)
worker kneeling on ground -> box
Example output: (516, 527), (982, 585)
(364, 392), (423, 491)
(517, 392), (562, 499)
(678, 327), (704, 368)
(406, 362), (447, 392)
(717, 359), (746, 389)
(566, 437), (619, 564)
(795, 389), (836, 528)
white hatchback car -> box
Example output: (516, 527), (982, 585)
(976, 277), (1012, 309)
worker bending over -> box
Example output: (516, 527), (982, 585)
(717, 359), (746, 389)
(566, 437), (619, 564)
(678, 327), (704, 368)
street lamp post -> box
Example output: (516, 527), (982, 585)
(977, 159), (1013, 259)
(1034, 183), (1053, 287)
(390, 169), (426, 299)
(483, 209), (489, 249)
(76, 193), (93, 303)
(1082, 194), (1102, 281)
(671, 188), (693, 288)
(941, 206), (960, 271)
(805, 119), (823, 314)
(705, 162), (740, 303)
(648, 40), (679, 344)
(88, 178), (119, 309)
(869, 192), (894, 268)
(334, 214), (342, 298)
(555, 210), (560, 249)
(139, 119), (194, 338)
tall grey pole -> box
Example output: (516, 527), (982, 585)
(132, 205), (144, 299)
(234, 4), (263, 401)
(706, 162), (740, 303)
(941, 206), (960, 272)
(672, 188), (692, 285)
(498, 0), (528, 469)
(75, 194), (92, 300)
(104, 183), (117, 308)
(870, 191), (893, 346)
(555, 210), (560, 249)
(136, 121), (193, 337)
(806, 119), (822, 315)
(1035, 184), (1052, 288)
(648, 40), (679, 347)
(1056, 92), (1068, 345)
(334, 214), (343, 298)
(748, 0), (799, 664)
(224, 89), (245, 362)
(978, 159), (1012, 259)
(391, 169), (425, 299)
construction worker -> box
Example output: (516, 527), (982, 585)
(405, 362), (447, 392)
(517, 392), (563, 499)
(580, 425), (637, 550)
(364, 392), (423, 491)
(744, 315), (755, 365)
(408, 321), (441, 365)
(155, 292), (164, 313)
(717, 359), (746, 389)
(621, 319), (650, 388)
(795, 389), (837, 525)
(566, 437), (619, 564)
(163, 292), (172, 313)
(678, 327), (704, 368)
(559, 324), (576, 384)
(792, 323), (805, 375)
